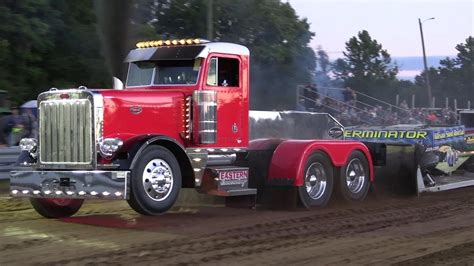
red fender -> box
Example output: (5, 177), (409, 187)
(249, 138), (285, 150)
(267, 140), (374, 186)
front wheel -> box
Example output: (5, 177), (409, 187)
(127, 145), (181, 215)
(30, 198), (84, 218)
(336, 150), (370, 202)
(298, 151), (334, 208)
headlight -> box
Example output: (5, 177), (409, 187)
(98, 138), (123, 157)
(19, 138), (38, 153)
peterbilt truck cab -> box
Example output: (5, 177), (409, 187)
(10, 39), (373, 218)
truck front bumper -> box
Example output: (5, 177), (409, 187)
(10, 170), (130, 200)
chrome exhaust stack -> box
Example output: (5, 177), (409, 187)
(193, 90), (217, 144)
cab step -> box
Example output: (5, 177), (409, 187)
(198, 166), (256, 208)
(198, 166), (256, 196)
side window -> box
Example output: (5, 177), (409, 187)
(206, 57), (240, 87)
(207, 58), (217, 86)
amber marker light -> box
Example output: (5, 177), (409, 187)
(135, 38), (209, 48)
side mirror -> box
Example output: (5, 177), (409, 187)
(113, 77), (124, 90)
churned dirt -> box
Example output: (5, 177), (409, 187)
(1, 183), (474, 265)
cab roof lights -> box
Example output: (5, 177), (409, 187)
(136, 38), (210, 49)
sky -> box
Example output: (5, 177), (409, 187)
(288, 0), (473, 60)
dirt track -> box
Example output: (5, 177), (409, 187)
(1, 184), (474, 265)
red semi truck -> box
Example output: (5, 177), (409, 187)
(9, 39), (432, 218)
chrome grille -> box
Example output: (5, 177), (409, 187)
(39, 99), (93, 165)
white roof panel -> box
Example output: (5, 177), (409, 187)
(198, 42), (250, 57)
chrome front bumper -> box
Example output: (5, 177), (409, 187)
(10, 170), (130, 199)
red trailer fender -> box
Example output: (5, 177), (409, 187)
(249, 138), (285, 151)
(267, 140), (374, 186)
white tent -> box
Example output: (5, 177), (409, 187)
(21, 100), (37, 109)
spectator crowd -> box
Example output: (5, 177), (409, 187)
(297, 85), (459, 127)
(0, 107), (37, 146)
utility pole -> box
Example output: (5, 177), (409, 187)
(207, 0), (213, 40)
(418, 17), (434, 107)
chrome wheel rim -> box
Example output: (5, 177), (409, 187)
(345, 158), (366, 194)
(305, 162), (327, 200)
(142, 159), (174, 201)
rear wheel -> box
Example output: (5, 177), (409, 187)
(298, 151), (334, 208)
(127, 145), (181, 215)
(336, 150), (370, 202)
(30, 198), (84, 218)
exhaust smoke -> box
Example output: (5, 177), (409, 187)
(93, 0), (131, 81)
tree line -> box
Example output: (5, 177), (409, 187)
(327, 31), (473, 108)
(0, 0), (110, 104)
(0, 0), (472, 109)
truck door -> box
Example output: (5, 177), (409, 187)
(204, 55), (243, 147)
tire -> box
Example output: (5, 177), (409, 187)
(127, 145), (181, 215)
(336, 150), (370, 202)
(30, 198), (84, 218)
(298, 151), (334, 208)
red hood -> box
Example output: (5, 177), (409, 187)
(98, 88), (192, 146)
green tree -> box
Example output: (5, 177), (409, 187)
(130, 0), (316, 109)
(0, 0), (58, 103)
(416, 36), (473, 107)
(317, 47), (330, 75)
(314, 46), (332, 87)
(0, 0), (316, 109)
(46, 0), (110, 90)
(333, 30), (398, 99)
(0, 0), (109, 105)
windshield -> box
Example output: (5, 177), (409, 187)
(127, 59), (201, 86)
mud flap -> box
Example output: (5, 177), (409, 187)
(246, 149), (275, 203)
